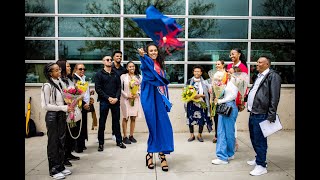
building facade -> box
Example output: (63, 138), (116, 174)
(25, 0), (295, 133)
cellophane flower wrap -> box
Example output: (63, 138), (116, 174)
(181, 85), (207, 109)
(129, 77), (140, 106)
(62, 87), (84, 127)
(211, 71), (228, 116)
(75, 81), (89, 108)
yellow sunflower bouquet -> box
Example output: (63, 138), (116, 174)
(181, 85), (207, 109)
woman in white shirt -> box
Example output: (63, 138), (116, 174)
(41, 62), (73, 179)
(211, 74), (239, 165)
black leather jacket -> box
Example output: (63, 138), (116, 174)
(246, 69), (281, 121)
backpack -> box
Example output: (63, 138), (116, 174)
(25, 118), (44, 138)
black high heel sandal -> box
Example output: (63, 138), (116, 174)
(145, 153), (154, 169)
(158, 153), (169, 172)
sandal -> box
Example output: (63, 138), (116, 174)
(158, 153), (169, 172)
(145, 153), (154, 169)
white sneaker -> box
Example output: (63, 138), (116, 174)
(247, 158), (268, 167)
(51, 172), (65, 179)
(61, 169), (72, 176)
(250, 165), (267, 176)
(247, 158), (256, 166)
(112, 135), (116, 141)
(228, 155), (235, 160)
(211, 158), (228, 165)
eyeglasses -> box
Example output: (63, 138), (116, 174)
(78, 68), (86, 71)
(104, 58), (112, 62)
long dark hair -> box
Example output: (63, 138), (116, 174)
(56, 59), (73, 86)
(232, 48), (248, 68)
(43, 62), (60, 104)
(146, 43), (165, 69)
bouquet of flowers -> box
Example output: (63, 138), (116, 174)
(211, 75), (227, 117)
(181, 85), (207, 109)
(129, 77), (140, 106)
(62, 87), (84, 127)
(75, 80), (89, 108)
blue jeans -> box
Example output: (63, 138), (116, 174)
(216, 101), (238, 161)
(249, 113), (268, 167)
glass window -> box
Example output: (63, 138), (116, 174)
(59, 17), (120, 37)
(252, 20), (295, 39)
(58, 40), (120, 60)
(165, 64), (184, 84)
(25, 64), (46, 83)
(189, 19), (248, 39)
(25, 0), (54, 13)
(187, 64), (214, 81)
(252, 0), (295, 17)
(249, 65), (295, 84)
(189, 0), (248, 16)
(188, 42), (247, 62)
(124, 0), (185, 15)
(124, 18), (185, 38)
(25, 17), (54, 37)
(251, 43), (295, 62)
(25, 40), (55, 60)
(59, 0), (119, 14)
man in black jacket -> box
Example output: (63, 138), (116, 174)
(95, 55), (126, 151)
(245, 55), (281, 176)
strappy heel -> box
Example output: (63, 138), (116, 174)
(145, 153), (154, 169)
(158, 153), (169, 172)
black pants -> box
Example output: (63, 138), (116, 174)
(64, 121), (76, 158)
(213, 114), (218, 138)
(189, 125), (204, 134)
(98, 100), (122, 145)
(45, 111), (66, 175)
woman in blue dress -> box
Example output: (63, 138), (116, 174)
(138, 44), (173, 172)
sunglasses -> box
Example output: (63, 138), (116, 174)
(104, 58), (112, 62)
(78, 68), (86, 71)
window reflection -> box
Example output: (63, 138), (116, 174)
(59, 0), (119, 14)
(59, 41), (120, 60)
(25, 0), (54, 13)
(124, 0), (185, 15)
(25, 17), (54, 37)
(252, 0), (295, 17)
(249, 65), (295, 84)
(188, 42), (247, 62)
(252, 20), (295, 39)
(59, 17), (120, 37)
(189, 0), (248, 16)
(189, 19), (248, 39)
(251, 43), (295, 62)
(165, 64), (184, 84)
(25, 40), (55, 60)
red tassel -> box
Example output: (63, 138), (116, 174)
(155, 26), (184, 55)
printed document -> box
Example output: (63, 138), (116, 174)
(259, 114), (282, 137)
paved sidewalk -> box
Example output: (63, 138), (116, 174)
(25, 131), (295, 180)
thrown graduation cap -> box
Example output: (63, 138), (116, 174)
(132, 5), (184, 55)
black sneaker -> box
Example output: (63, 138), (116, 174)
(98, 144), (104, 152)
(129, 135), (137, 143)
(116, 142), (126, 149)
(64, 160), (72, 167)
(123, 137), (131, 144)
(67, 154), (80, 161)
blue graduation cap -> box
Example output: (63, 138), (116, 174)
(132, 5), (184, 53)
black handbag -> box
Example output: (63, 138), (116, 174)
(216, 103), (232, 116)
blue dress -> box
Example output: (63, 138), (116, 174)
(139, 54), (174, 154)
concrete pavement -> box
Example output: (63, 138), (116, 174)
(25, 130), (295, 180)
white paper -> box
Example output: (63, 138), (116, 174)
(259, 114), (282, 137)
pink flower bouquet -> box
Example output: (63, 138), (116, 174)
(62, 87), (84, 127)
